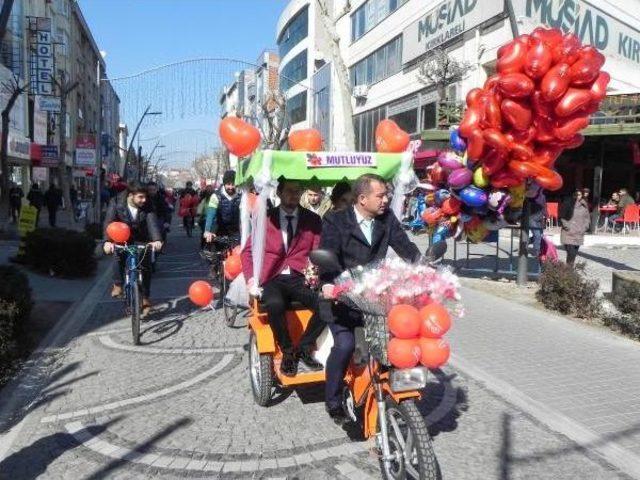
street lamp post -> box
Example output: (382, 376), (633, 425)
(126, 105), (162, 181)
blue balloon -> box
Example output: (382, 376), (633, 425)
(459, 186), (488, 208)
(434, 189), (450, 206)
(449, 128), (467, 152)
(432, 224), (450, 244)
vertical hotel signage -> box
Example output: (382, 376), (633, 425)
(28, 17), (54, 95)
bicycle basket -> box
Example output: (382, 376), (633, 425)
(339, 292), (390, 366)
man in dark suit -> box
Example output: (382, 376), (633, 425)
(319, 173), (421, 424)
(241, 179), (325, 376)
(103, 182), (163, 313)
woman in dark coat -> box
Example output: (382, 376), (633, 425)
(560, 190), (591, 266)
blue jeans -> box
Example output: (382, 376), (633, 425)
(529, 228), (544, 257)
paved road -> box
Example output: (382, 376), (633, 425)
(0, 225), (630, 479)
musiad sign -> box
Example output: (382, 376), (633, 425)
(510, 0), (640, 66)
(402, 0), (504, 64)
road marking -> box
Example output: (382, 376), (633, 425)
(98, 335), (243, 355)
(335, 462), (378, 480)
(40, 354), (235, 424)
(65, 420), (367, 472)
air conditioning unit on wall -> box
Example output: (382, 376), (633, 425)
(353, 85), (369, 99)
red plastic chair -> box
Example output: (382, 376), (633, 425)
(614, 205), (640, 234)
(546, 202), (559, 228)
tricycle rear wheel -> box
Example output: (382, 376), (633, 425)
(249, 331), (274, 406)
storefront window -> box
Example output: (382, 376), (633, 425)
(421, 102), (437, 130)
(389, 109), (418, 134)
(280, 50), (308, 91)
(350, 36), (402, 87)
(278, 6), (308, 59)
(287, 91), (307, 125)
(351, 0), (407, 42)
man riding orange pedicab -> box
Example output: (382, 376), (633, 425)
(241, 178), (325, 376)
(319, 173), (421, 424)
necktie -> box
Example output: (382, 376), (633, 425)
(286, 215), (294, 251)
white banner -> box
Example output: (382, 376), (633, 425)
(34, 96), (48, 145)
(37, 96), (61, 113)
(305, 152), (377, 168)
(402, 0), (504, 64)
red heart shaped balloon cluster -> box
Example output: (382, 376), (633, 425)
(458, 27), (609, 192)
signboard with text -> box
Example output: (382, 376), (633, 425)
(36, 95), (60, 113)
(402, 0), (504, 64)
(28, 17), (54, 96)
(75, 133), (97, 166)
(33, 96), (48, 145)
(305, 152), (377, 168)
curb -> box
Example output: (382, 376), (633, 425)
(449, 353), (640, 479)
(0, 260), (112, 460)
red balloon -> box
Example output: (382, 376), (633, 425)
(482, 149), (507, 176)
(541, 63), (572, 101)
(579, 46), (606, 68)
(534, 117), (557, 143)
(508, 160), (543, 179)
(231, 245), (242, 257)
(535, 168), (563, 191)
(524, 39), (553, 79)
(224, 254), (242, 281)
(288, 128), (323, 152)
(466, 129), (484, 160)
(497, 39), (528, 74)
(507, 125), (537, 145)
(559, 133), (585, 150)
(375, 120), (410, 153)
(483, 129), (511, 154)
(498, 73), (535, 99)
(552, 33), (581, 65)
(106, 222), (131, 244)
(419, 337), (450, 369)
(531, 90), (555, 119)
(422, 207), (443, 226)
(554, 115), (589, 141)
(484, 74), (501, 92)
(388, 338), (421, 369)
(480, 93), (502, 129)
(219, 117), (261, 157)
(590, 72), (610, 102)
(510, 142), (534, 162)
(441, 196), (462, 215)
(491, 169), (522, 188)
(531, 27), (563, 49)
(555, 88), (593, 117)
(419, 303), (451, 338)
(532, 147), (562, 167)
(501, 99), (532, 131)
(189, 280), (214, 307)
(466, 88), (485, 107)
(570, 48), (605, 86)
(459, 107), (482, 138)
(388, 304), (421, 339)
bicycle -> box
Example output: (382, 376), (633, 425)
(200, 235), (243, 326)
(114, 244), (154, 345)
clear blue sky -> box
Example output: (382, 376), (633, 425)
(78, 0), (289, 167)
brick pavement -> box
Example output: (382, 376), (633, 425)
(0, 223), (632, 479)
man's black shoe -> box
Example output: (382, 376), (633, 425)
(326, 405), (348, 426)
(280, 352), (298, 377)
(298, 349), (323, 371)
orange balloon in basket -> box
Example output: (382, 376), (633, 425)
(231, 245), (242, 257)
(419, 302), (451, 338)
(106, 222), (131, 244)
(288, 128), (323, 152)
(375, 120), (410, 153)
(419, 337), (450, 369)
(219, 116), (261, 157)
(224, 254), (243, 280)
(388, 304), (421, 339)
(388, 338), (421, 369)
(189, 280), (214, 307)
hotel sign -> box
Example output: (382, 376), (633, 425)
(402, 0), (504, 64)
(28, 17), (54, 96)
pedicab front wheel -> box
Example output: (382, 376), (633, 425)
(380, 399), (439, 480)
(249, 331), (274, 406)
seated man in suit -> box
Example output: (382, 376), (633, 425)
(319, 173), (421, 424)
(241, 179), (325, 376)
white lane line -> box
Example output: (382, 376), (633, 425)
(98, 335), (243, 355)
(335, 462), (378, 480)
(41, 354), (235, 424)
(65, 420), (367, 472)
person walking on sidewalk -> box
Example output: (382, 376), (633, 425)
(44, 183), (62, 227)
(8, 182), (23, 223)
(560, 190), (590, 266)
(27, 183), (44, 226)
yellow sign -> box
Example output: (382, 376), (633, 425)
(18, 205), (37, 236)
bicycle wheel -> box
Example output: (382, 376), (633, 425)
(131, 281), (141, 345)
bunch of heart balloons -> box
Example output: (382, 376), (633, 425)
(387, 302), (451, 369)
(423, 27), (608, 244)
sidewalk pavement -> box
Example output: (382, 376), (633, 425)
(452, 285), (640, 477)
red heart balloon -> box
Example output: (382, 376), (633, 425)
(466, 88), (485, 107)
(554, 115), (589, 141)
(532, 147), (563, 168)
(552, 33), (581, 65)
(466, 129), (484, 160)
(555, 88), (593, 117)
(498, 73), (535, 99)
(510, 142), (534, 162)
(501, 99), (532, 131)
(219, 117), (261, 157)
(496, 38), (528, 74)
(524, 39), (553, 79)
(541, 63), (572, 101)
(375, 120), (410, 153)
(590, 72), (610, 102)
(480, 93), (502, 129)
(535, 168), (564, 191)
(483, 129), (511, 155)
(288, 129), (323, 152)
(508, 160), (544, 178)
(459, 107), (483, 138)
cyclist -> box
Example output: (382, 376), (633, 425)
(103, 181), (163, 314)
(179, 181), (198, 236)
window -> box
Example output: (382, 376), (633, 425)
(278, 6), (308, 59)
(350, 37), (402, 87)
(287, 91), (307, 125)
(351, 0), (407, 42)
(421, 102), (437, 130)
(280, 50), (308, 91)
(354, 105), (386, 152)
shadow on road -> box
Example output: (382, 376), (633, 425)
(576, 250), (640, 272)
(0, 417), (121, 480)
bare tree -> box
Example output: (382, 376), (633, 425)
(0, 0), (15, 45)
(192, 150), (227, 183)
(418, 48), (472, 100)
(0, 74), (28, 225)
(255, 90), (289, 150)
(315, 0), (355, 150)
